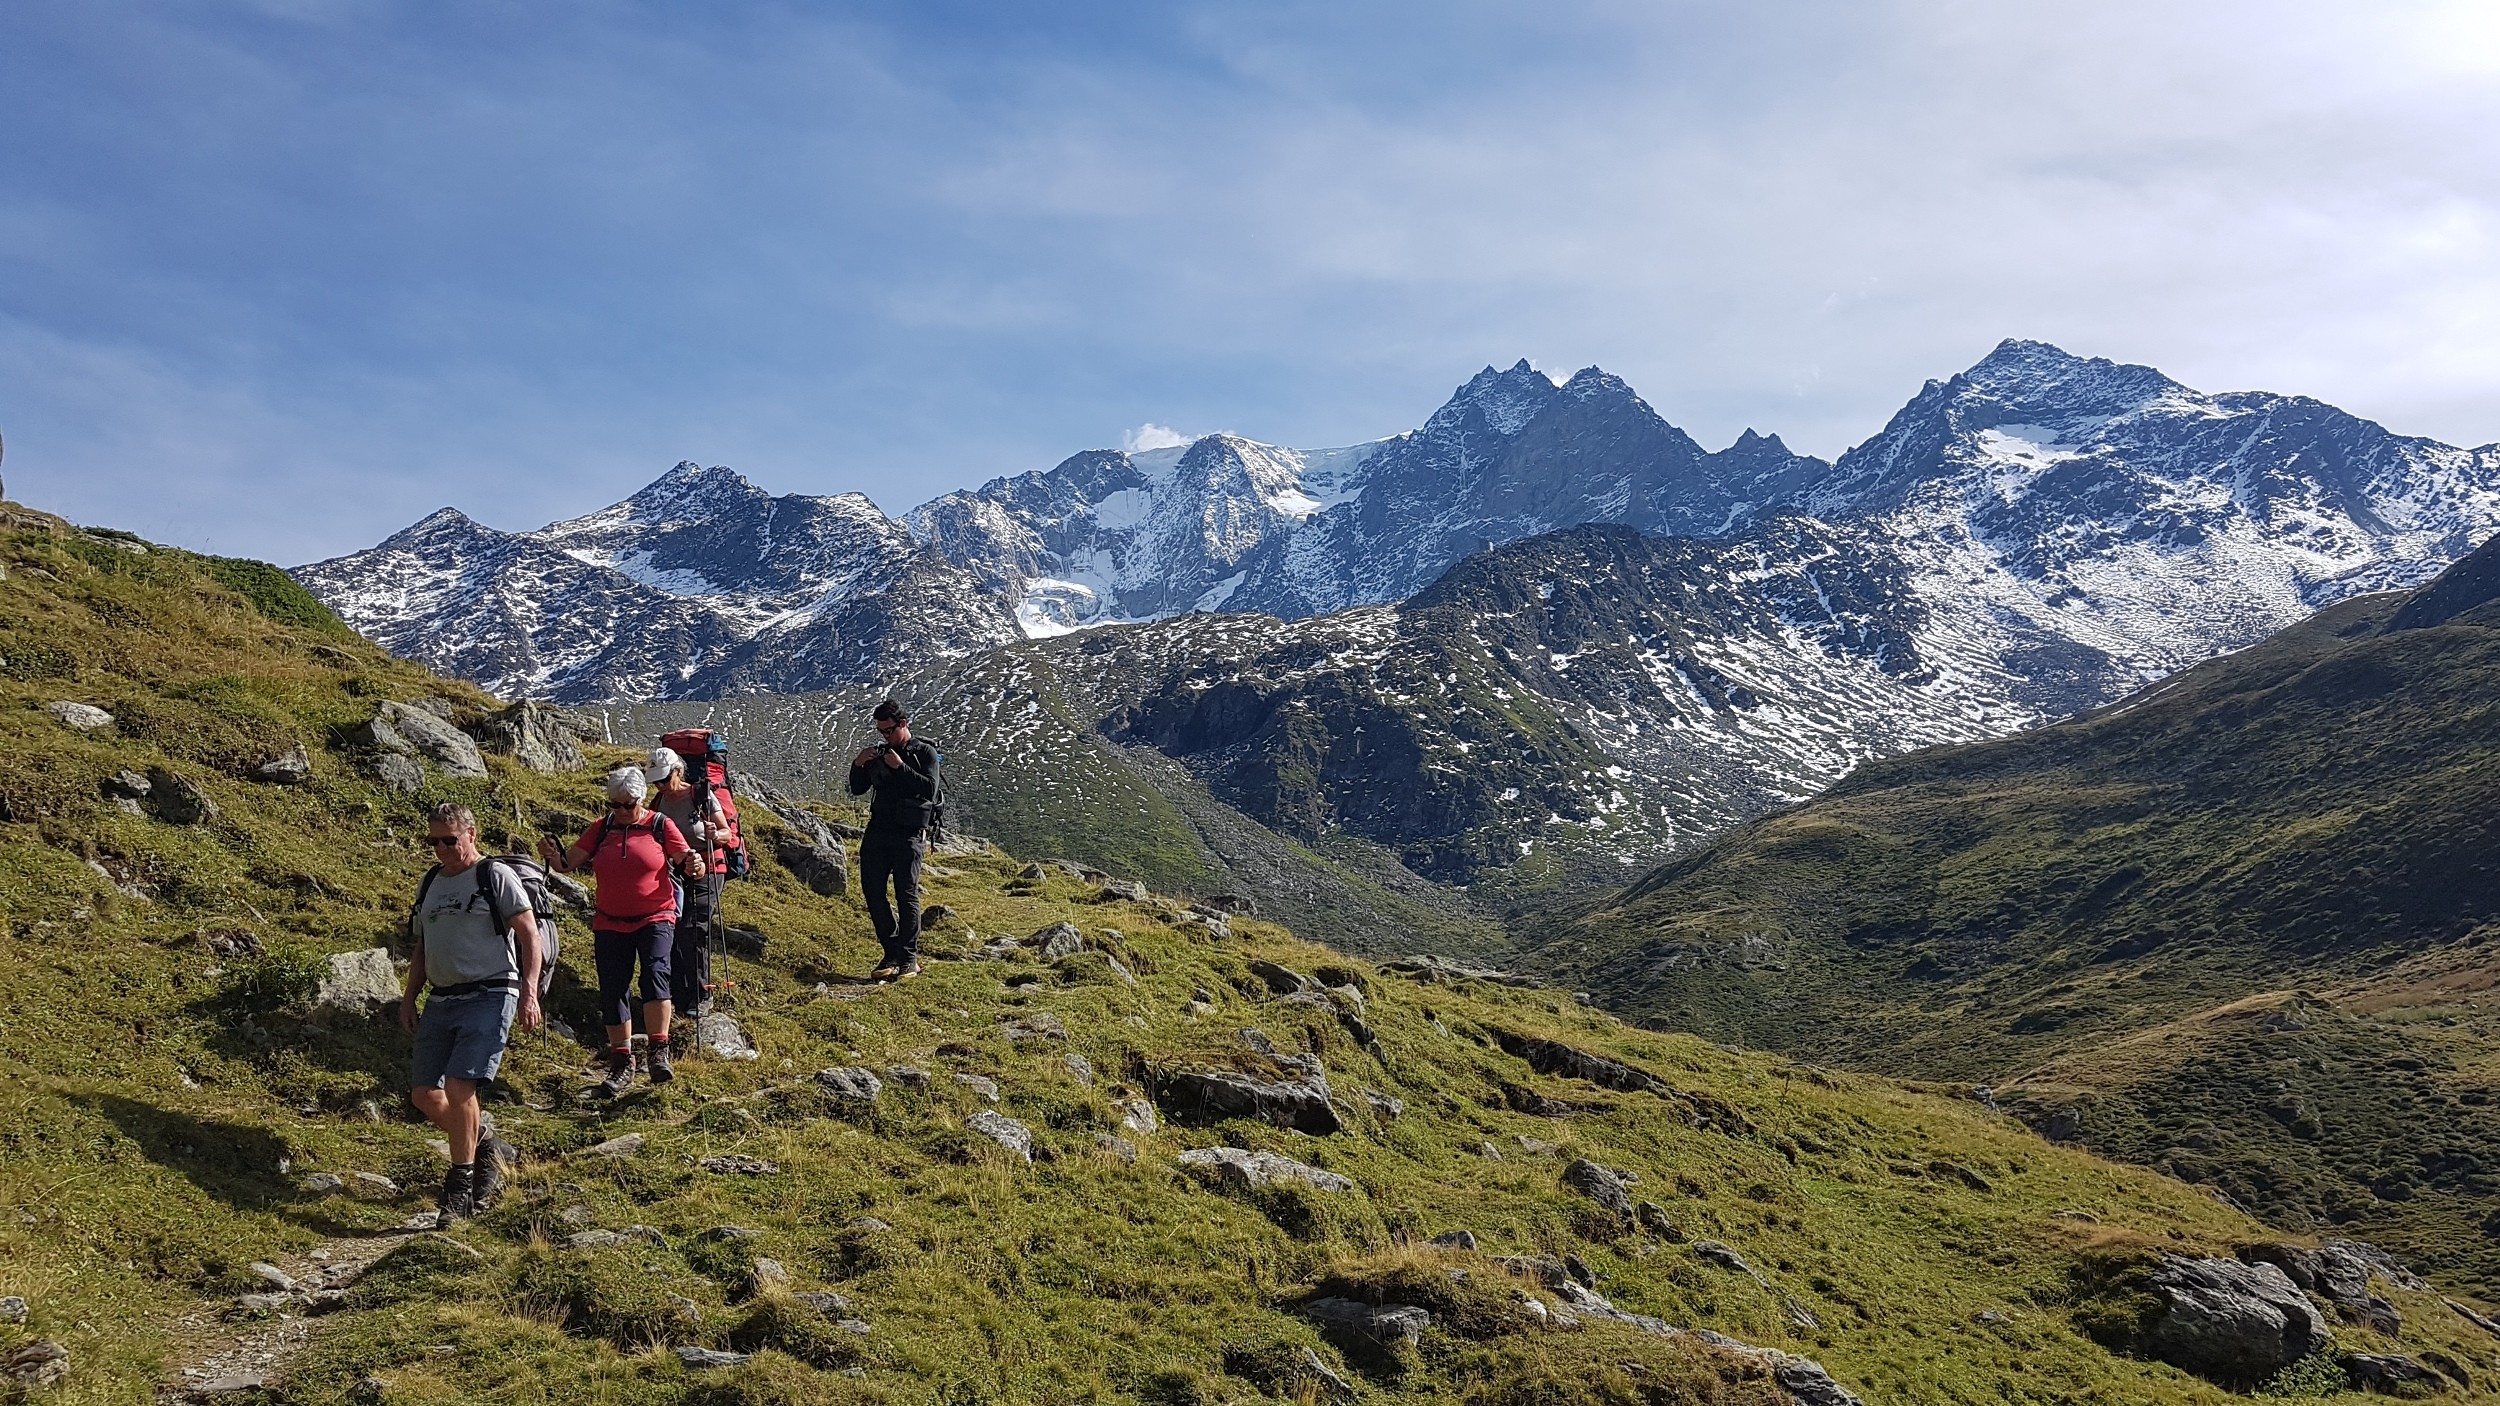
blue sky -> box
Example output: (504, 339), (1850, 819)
(4, 1), (2497, 563)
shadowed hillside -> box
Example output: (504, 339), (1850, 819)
(1538, 533), (2500, 1295)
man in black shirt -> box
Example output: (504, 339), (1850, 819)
(848, 697), (940, 981)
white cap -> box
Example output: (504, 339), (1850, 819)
(646, 746), (686, 779)
(602, 766), (648, 803)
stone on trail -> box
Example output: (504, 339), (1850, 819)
(966, 1110), (1035, 1163)
(582, 1133), (646, 1158)
(247, 1262), (296, 1292)
(2136, 1254), (2330, 1386)
(301, 1172), (345, 1194)
(45, 701), (112, 731)
(953, 1073), (1000, 1103)
(351, 1171), (399, 1194)
(1177, 1147), (1354, 1194)
(311, 949), (400, 1011)
(792, 1291), (854, 1317)
(1429, 1230), (1477, 1250)
(0, 1296), (24, 1324)
(674, 1346), (750, 1370)
(693, 1012), (759, 1061)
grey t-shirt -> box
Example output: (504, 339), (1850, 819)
(653, 784), (723, 853)
(410, 860), (531, 988)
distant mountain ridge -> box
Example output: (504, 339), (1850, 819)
(297, 340), (2500, 898)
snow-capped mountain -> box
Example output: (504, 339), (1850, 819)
(294, 465), (1015, 701)
(907, 360), (1831, 629)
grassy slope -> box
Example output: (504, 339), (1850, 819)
(1535, 565), (2500, 1293)
(5, 506), (2498, 1405)
(604, 645), (1512, 960)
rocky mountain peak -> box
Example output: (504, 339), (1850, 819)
(608, 461), (769, 526)
(1441, 359), (1565, 437)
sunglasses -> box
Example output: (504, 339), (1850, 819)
(425, 834), (463, 848)
(875, 721), (901, 733)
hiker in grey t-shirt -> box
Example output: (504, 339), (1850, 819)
(401, 802), (542, 1226)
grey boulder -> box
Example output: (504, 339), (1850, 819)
(1176, 1147), (1354, 1194)
(1156, 1055), (1341, 1134)
(311, 949), (400, 1011)
(376, 701), (488, 779)
(966, 1110), (1034, 1163)
(1304, 1297), (1428, 1351)
(816, 1067), (884, 1103)
(251, 747), (313, 785)
(1561, 1158), (1639, 1224)
(2138, 1254), (2331, 1386)
(773, 833), (848, 897)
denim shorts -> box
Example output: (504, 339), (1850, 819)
(411, 987), (519, 1088)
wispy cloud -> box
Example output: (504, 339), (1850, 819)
(2, 1), (2495, 562)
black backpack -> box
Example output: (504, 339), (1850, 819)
(411, 856), (560, 996)
(923, 746), (948, 843)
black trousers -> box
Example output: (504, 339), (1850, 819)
(859, 830), (925, 964)
(671, 870), (722, 1011)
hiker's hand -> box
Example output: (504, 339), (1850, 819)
(853, 747), (880, 768)
(398, 995), (418, 1033)
(518, 993), (543, 1033)
(534, 835), (562, 868)
(882, 747), (902, 769)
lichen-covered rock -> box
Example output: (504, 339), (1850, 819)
(1032, 922), (1085, 962)
(311, 949), (400, 1011)
(2239, 1241), (2402, 1334)
(45, 701), (112, 731)
(478, 701), (585, 774)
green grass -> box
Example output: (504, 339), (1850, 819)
(2, 504), (2497, 1403)
(1537, 576), (2500, 1298)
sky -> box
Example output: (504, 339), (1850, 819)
(3, 1), (2497, 564)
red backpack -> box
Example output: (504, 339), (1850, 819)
(660, 728), (749, 879)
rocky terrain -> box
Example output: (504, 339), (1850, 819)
(15, 502), (2500, 1402)
(1534, 532), (2500, 1298)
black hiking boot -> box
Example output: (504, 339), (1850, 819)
(647, 1038), (675, 1085)
(435, 1164), (476, 1228)
(598, 1048), (637, 1099)
(473, 1136), (513, 1207)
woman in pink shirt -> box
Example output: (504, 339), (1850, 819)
(540, 766), (702, 1096)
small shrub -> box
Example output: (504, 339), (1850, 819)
(511, 1247), (686, 1347)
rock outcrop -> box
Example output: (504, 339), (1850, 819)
(2137, 1255), (2331, 1386)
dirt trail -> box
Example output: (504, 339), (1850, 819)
(155, 1223), (423, 1399)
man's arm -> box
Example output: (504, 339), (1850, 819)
(846, 757), (875, 796)
(511, 911), (544, 1031)
(400, 941), (428, 1033)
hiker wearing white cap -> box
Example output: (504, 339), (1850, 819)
(647, 745), (728, 1014)
(538, 766), (702, 1096)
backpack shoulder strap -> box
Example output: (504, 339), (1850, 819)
(409, 863), (444, 936)
(472, 858), (519, 933)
